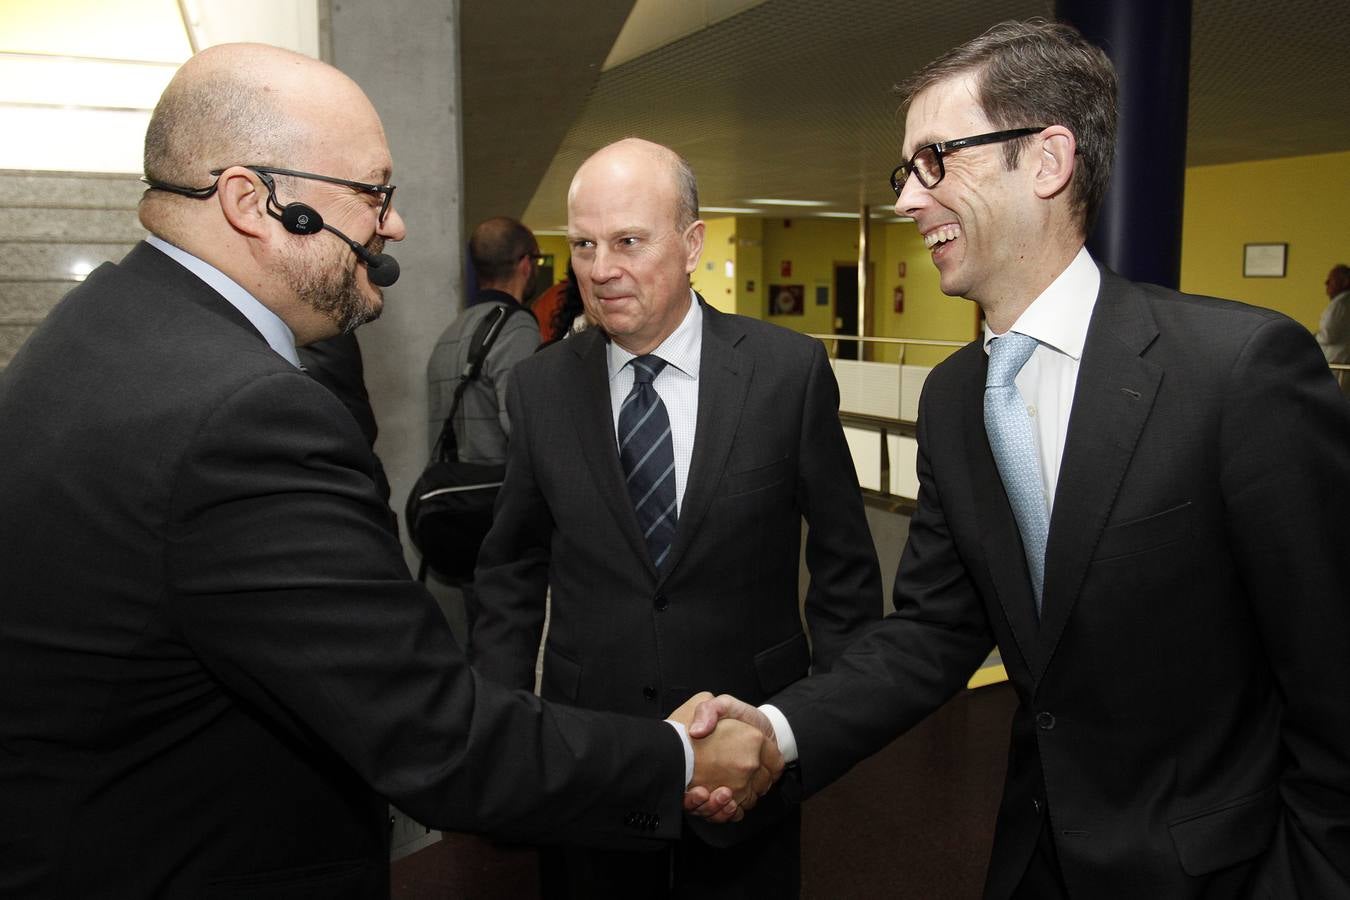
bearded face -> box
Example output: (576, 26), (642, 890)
(278, 232), (386, 335)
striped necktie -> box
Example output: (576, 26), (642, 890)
(618, 354), (678, 570)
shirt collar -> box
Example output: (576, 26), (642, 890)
(145, 235), (302, 368)
(983, 246), (1100, 360)
(607, 289), (703, 381)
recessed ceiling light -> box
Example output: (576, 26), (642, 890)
(701, 206), (761, 214)
(744, 198), (833, 208)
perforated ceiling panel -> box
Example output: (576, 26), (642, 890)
(493, 0), (1350, 230)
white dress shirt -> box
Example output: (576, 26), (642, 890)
(761, 246), (1101, 766)
(145, 235), (302, 369)
(980, 245), (1100, 512)
(606, 291), (702, 513)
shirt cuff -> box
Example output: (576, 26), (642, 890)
(759, 704), (799, 763)
(666, 720), (695, 788)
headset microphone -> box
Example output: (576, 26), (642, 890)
(321, 223), (401, 287)
(277, 201), (401, 287)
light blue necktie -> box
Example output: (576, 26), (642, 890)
(985, 332), (1049, 614)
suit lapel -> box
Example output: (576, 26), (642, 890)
(562, 329), (655, 571)
(1034, 270), (1161, 680)
(662, 301), (750, 583)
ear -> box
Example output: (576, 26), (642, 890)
(516, 252), (535, 282)
(1032, 126), (1076, 201)
(682, 219), (705, 274)
(215, 166), (274, 240)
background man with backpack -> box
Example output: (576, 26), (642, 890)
(424, 216), (541, 641)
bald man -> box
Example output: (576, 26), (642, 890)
(472, 138), (882, 898)
(0, 46), (778, 897)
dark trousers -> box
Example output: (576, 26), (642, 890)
(540, 809), (801, 900)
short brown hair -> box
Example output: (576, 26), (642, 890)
(469, 216), (537, 283)
(901, 19), (1118, 235)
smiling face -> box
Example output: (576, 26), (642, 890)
(567, 140), (703, 355)
(895, 72), (1046, 314)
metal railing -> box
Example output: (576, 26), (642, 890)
(807, 333), (967, 362)
(838, 410), (917, 514)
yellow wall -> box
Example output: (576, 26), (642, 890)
(694, 215), (737, 313)
(731, 217), (763, 317)
(535, 233), (571, 286)
(749, 217), (975, 366)
(1180, 150), (1350, 331)
(758, 217), (859, 336)
(871, 221), (977, 367)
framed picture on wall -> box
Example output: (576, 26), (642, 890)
(769, 284), (804, 315)
(1243, 243), (1287, 278)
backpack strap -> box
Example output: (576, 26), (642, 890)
(433, 302), (525, 462)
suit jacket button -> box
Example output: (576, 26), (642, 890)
(654, 593), (669, 611)
(642, 685), (657, 701)
(1036, 712), (1056, 730)
(624, 813), (636, 827)
(650, 814), (660, 830)
(1032, 798), (1042, 815)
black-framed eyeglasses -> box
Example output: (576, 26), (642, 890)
(889, 127), (1046, 196)
(142, 165), (397, 224)
(223, 166), (396, 224)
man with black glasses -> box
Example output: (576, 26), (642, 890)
(689, 20), (1350, 899)
(0, 43), (779, 897)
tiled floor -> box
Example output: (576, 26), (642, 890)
(392, 681), (1018, 899)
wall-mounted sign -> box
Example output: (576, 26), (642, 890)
(769, 284), (804, 315)
(1243, 243), (1287, 278)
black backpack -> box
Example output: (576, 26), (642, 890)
(406, 303), (524, 582)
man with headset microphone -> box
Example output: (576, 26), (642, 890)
(0, 42), (777, 897)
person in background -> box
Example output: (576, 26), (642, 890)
(690, 19), (1350, 900)
(1317, 262), (1350, 396)
(424, 216), (541, 641)
(472, 137), (883, 899)
(532, 260), (589, 345)
(0, 43), (778, 897)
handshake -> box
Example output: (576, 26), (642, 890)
(668, 692), (783, 824)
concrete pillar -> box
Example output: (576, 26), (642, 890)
(326, 0), (463, 565)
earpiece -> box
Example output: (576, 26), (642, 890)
(280, 202), (324, 235)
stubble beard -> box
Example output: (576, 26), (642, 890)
(283, 237), (384, 335)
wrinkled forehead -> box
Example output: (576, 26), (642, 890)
(568, 161), (680, 233)
(300, 92), (394, 179)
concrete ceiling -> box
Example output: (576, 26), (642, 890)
(458, 0), (1350, 233)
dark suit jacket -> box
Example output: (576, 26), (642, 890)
(0, 243), (685, 899)
(472, 300), (882, 840)
(772, 268), (1350, 899)
(298, 332), (392, 504)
